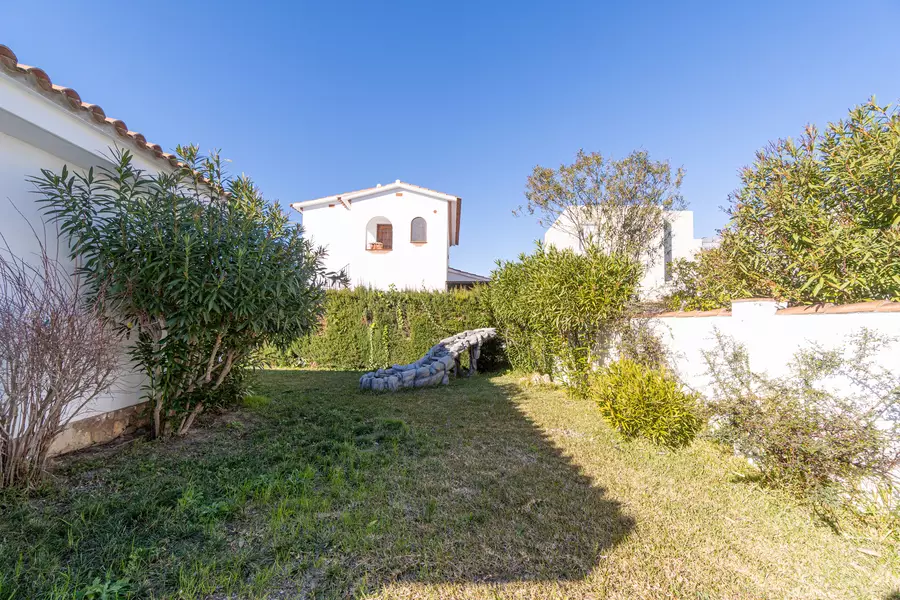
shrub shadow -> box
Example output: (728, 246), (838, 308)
(334, 371), (636, 586)
(0, 370), (633, 597)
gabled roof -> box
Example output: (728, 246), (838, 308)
(0, 43), (180, 170)
(447, 267), (489, 283)
(292, 180), (462, 246)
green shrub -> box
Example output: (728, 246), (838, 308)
(489, 242), (641, 384)
(665, 100), (900, 310)
(267, 286), (504, 371)
(703, 330), (900, 513)
(590, 359), (702, 448)
(33, 147), (325, 437)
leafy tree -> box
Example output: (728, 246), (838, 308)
(516, 149), (685, 264)
(33, 147), (326, 437)
(668, 99), (900, 309)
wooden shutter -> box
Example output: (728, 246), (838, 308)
(376, 224), (393, 249)
(411, 217), (427, 242)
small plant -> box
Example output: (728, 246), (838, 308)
(76, 575), (132, 600)
(242, 395), (272, 409)
(703, 329), (900, 515)
(590, 359), (702, 448)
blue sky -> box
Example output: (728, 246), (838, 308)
(4, 1), (900, 275)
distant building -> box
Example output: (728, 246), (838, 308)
(447, 267), (490, 289)
(543, 208), (704, 299)
(292, 181), (487, 291)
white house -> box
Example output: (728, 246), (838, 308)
(0, 44), (183, 452)
(293, 181), (480, 290)
(544, 208), (703, 299)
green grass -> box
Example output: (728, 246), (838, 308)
(1, 370), (897, 599)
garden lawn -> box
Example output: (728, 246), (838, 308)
(1, 371), (897, 599)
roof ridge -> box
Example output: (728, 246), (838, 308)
(447, 266), (489, 280)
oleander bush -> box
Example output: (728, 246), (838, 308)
(703, 329), (900, 514)
(589, 358), (702, 448)
(488, 242), (641, 386)
(666, 99), (900, 310)
(33, 147), (326, 438)
(265, 286), (505, 371)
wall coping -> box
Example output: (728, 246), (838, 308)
(647, 299), (900, 318)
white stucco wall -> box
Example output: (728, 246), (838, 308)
(544, 209), (702, 299)
(0, 72), (168, 423)
(651, 300), (900, 402)
(300, 188), (451, 290)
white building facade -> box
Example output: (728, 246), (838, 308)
(292, 181), (463, 291)
(0, 44), (183, 452)
(544, 209), (703, 299)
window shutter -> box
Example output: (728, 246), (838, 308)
(376, 224), (393, 249)
(411, 217), (427, 242)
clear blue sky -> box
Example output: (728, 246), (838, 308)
(4, 1), (900, 275)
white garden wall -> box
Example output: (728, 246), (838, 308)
(651, 299), (900, 397)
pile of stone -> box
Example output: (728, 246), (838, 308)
(359, 327), (497, 392)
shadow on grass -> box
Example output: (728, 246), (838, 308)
(0, 370), (633, 597)
(366, 376), (635, 585)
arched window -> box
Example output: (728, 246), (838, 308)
(365, 216), (393, 250)
(411, 217), (427, 243)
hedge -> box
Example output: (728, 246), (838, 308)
(264, 287), (505, 371)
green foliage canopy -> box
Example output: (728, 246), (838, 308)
(32, 146), (326, 437)
(488, 242), (641, 383)
(517, 149), (685, 264)
(668, 100), (900, 310)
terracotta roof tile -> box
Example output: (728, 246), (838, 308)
(875, 301), (900, 312)
(646, 299), (900, 318)
(775, 300), (900, 315)
(775, 303), (833, 315)
(651, 308), (731, 318)
(0, 43), (179, 169)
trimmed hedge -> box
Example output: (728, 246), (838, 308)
(264, 287), (505, 371)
